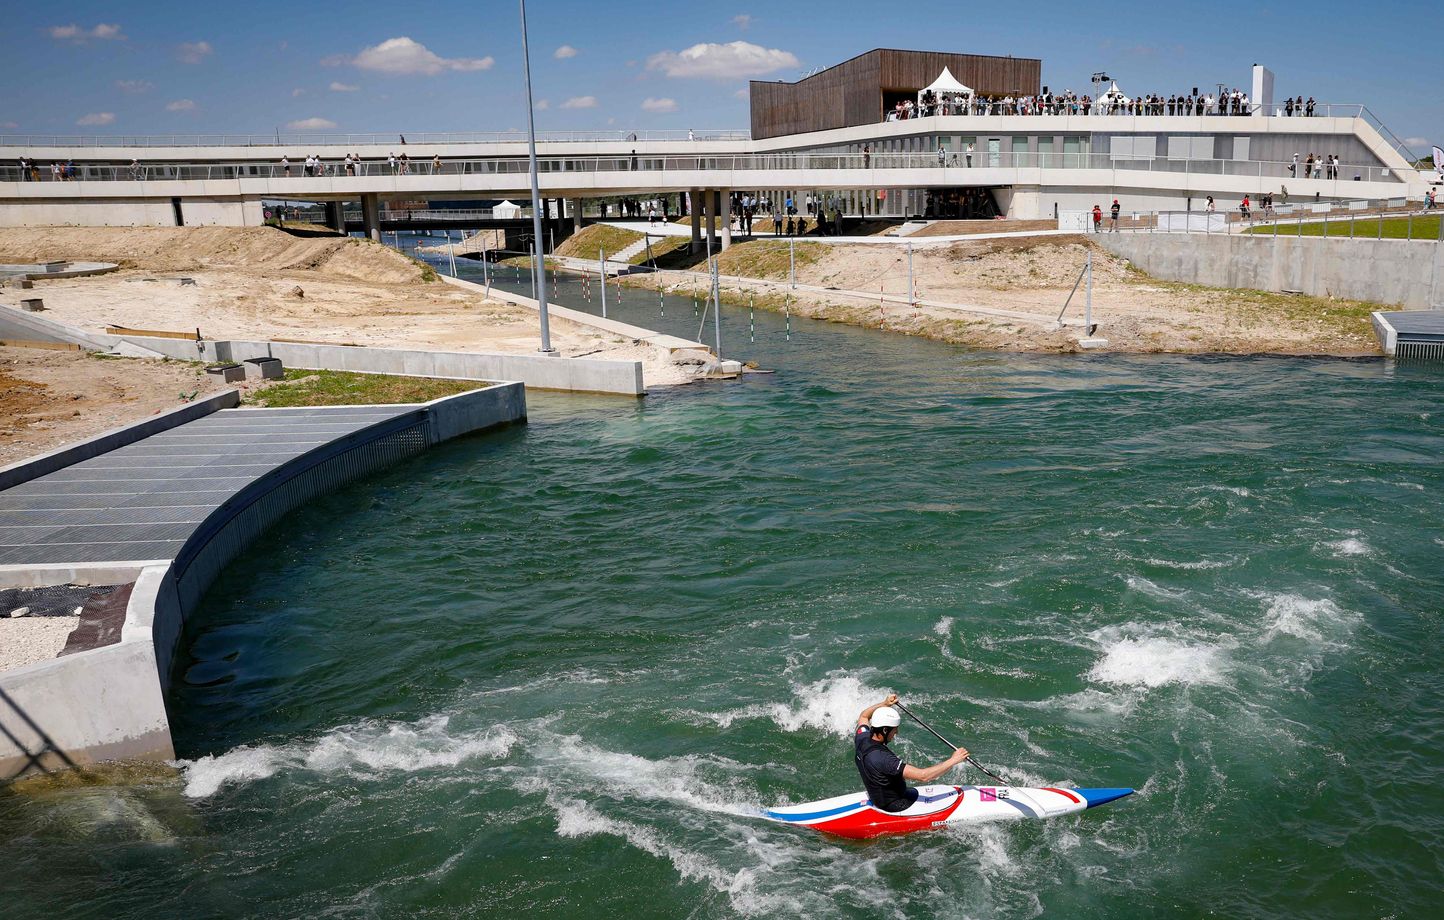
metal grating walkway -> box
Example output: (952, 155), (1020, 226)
(0, 406), (414, 566)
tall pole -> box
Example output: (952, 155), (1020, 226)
(599, 245), (608, 318)
(712, 256), (722, 359)
(519, 0), (554, 352)
(789, 237), (796, 289)
(908, 242), (915, 304)
(1085, 250), (1093, 334)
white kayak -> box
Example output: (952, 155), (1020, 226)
(764, 784), (1133, 839)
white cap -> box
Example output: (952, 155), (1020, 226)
(872, 706), (901, 729)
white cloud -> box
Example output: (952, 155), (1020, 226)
(734, 87), (749, 99)
(329, 81), (359, 92)
(287, 117), (337, 130)
(76, 112), (116, 126)
(48, 23), (125, 42)
(535, 99), (550, 110)
(291, 88), (306, 98)
(340, 37), (493, 75)
(554, 44), (577, 59)
(1, 121), (19, 129)
(641, 97), (677, 112)
(177, 41), (213, 64)
(116, 79), (153, 94)
(561, 95), (597, 109)
(1403, 136), (1431, 147)
(166, 99), (196, 112)
(646, 41), (797, 79)
(732, 14), (752, 30)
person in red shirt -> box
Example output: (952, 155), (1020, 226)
(1092, 204), (1103, 233)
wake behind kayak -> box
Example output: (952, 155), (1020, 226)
(765, 783), (1133, 839)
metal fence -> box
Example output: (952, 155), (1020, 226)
(0, 129), (751, 148)
(0, 150), (1410, 185)
(1108, 201), (1444, 241)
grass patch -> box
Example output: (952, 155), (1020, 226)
(556, 224), (643, 260)
(1137, 278), (1381, 341)
(1245, 214), (1440, 240)
(241, 369), (484, 408)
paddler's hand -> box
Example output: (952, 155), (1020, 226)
(883, 693), (899, 707)
(950, 748), (970, 764)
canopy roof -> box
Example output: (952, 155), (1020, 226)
(920, 67), (973, 96)
(1099, 81), (1130, 103)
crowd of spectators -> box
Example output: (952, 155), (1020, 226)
(891, 88), (1320, 120)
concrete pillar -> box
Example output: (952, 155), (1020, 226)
(703, 188), (716, 256)
(360, 193), (382, 242)
(690, 187), (702, 252)
(719, 188), (732, 251)
(324, 200), (345, 233)
(572, 197), (583, 234)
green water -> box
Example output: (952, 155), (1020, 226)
(4, 261), (1443, 919)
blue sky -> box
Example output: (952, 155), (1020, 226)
(1, 1), (1437, 152)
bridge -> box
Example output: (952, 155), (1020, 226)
(2, 112), (1424, 249)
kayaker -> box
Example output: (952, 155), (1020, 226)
(855, 694), (969, 812)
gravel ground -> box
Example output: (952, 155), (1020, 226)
(0, 617), (79, 671)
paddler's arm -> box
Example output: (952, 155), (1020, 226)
(902, 747), (969, 784)
(857, 693), (900, 728)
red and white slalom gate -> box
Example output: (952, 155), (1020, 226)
(764, 784), (1133, 840)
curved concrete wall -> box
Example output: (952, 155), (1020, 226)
(0, 383), (525, 781)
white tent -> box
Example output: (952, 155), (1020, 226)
(1099, 81), (1130, 105)
(492, 200), (522, 219)
(920, 67), (973, 97)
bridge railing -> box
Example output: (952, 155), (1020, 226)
(0, 129), (752, 148)
(0, 151), (1408, 186)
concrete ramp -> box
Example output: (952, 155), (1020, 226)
(0, 304), (113, 349)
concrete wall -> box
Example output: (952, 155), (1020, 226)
(1096, 234), (1444, 309)
(116, 335), (645, 396)
(0, 197), (263, 227)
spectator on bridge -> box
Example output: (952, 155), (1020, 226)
(399, 152), (410, 174)
(1092, 204), (1103, 232)
(1109, 198), (1121, 232)
(388, 152), (398, 174)
(862, 144), (870, 168)
(1240, 195), (1251, 220)
(937, 143), (946, 167)
(1206, 195), (1216, 212)
(129, 159), (142, 180)
(1289, 153), (1298, 177)
(280, 155), (291, 177)
(1280, 185), (1289, 204)
(433, 154), (442, 174)
(1305, 97), (1316, 116)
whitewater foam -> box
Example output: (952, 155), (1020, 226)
(178, 715), (517, 798)
(1259, 594), (1357, 645)
(1086, 632), (1230, 689)
(1322, 536), (1371, 558)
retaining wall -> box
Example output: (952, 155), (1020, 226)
(0, 383), (525, 781)
(1095, 233), (1444, 308)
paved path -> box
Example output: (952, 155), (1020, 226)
(0, 406), (417, 566)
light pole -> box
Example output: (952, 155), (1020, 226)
(519, 0), (554, 352)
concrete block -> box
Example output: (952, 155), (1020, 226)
(3, 278), (34, 289)
(41, 261), (66, 273)
(206, 363), (246, 383)
(20, 298), (44, 312)
(243, 356), (283, 380)
(1078, 337), (1110, 349)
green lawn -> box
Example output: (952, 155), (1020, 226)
(241, 369), (484, 407)
(1246, 213), (1441, 239)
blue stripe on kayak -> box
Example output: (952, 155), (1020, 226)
(765, 800), (868, 823)
(1077, 787), (1134, 808)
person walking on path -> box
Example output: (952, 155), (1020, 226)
(1109, 198), (1121, 232)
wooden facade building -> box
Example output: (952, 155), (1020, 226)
(750, 49), (1042, 140)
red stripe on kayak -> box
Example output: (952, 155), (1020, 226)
(1043, 787), (1082, 804)
(810, 788), (965, 839)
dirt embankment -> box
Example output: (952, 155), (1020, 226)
(0, 226), (430, 285)
(625, 235), (1382, 355)
(0, 226), (696, 392)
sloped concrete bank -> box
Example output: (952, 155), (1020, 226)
(1096, 233), (1444, 308)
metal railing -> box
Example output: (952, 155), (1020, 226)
(1107, 200), (1443, 240)
(886, 102), (1377, 119)
(0, 150), (1410, 186)
(0, 129), (751, 148)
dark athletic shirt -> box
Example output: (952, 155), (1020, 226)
(855, 725), (916, 812)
